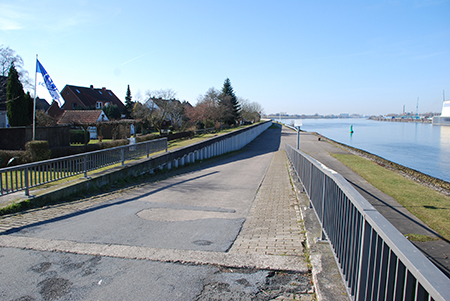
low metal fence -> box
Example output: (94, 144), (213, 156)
(285, 143), (450, 301)
(0, 138), (167, 196)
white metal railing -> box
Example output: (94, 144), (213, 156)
(1, 138), (167, 196)
(286, 143), (450, 301)
(1, 122), (273, 198)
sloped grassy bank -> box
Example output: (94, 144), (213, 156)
(317, 134), (450, 241)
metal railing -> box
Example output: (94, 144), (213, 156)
(285, 143), (450, 301)
(1, 138), (167, 196)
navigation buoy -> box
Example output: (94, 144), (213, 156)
(350, 125), (354, 134)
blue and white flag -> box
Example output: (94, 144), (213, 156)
(36, 59), (63, 107)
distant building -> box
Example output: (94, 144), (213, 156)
(35, 97), (50, 111)
(61, 85), (126, 116)
(57, 110), (109, 139)
(46, 101), (65, 120)
(433, 100), (450, 126)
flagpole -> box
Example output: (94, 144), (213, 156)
(33, 54), (38, 141)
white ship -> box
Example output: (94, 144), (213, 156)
(433, 92), (450, 126)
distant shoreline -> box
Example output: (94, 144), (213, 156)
(265, 115), (433, 123)
(368, 116), (432, 123)
(264, 116), (366, 120)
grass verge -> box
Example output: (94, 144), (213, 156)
(331, 153), (450, 241)
(404, 233), (440, 242)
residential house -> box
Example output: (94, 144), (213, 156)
(36, 97), (50, 111)
(57, 110), (109, 139)
(46, 101), (65, 120)
(61, 85), (126, 116)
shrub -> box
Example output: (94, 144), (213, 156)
(70, 130), (90, 144)
(135, 133), (159, 143)
(25, 140), (51, 162)
(0, 150), (25, 168)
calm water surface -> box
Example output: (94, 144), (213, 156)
(282, 118), (450, 182)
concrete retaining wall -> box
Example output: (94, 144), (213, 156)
(24, 121), (272, 206)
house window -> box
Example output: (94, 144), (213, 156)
(104, 102), (111, 107)
(96, 102), (103, 109)
(98, 90), (103, 95)
(76, 89), (81, 93)
(72, 103), (77, 109)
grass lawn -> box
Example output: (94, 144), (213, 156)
(332, 153), (450, 241)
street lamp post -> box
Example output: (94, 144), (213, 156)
(294, 120), (302, 150)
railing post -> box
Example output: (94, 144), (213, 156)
(320, 173), (327, 241)
(84, 155), (88, 178)
(146, 142), (150, 158)
(121, 148), (125, 166)
(24, 167), (29, 196)
(356, 217), (370, 301)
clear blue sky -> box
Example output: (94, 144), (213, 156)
(1, 0), (449, 116)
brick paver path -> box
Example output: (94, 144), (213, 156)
(0, 149), (305, 260)
(229, 150), (304, 256)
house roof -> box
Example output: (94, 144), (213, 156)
(46, 101), (64, 119)
(61, 85), (126, 112)
(36, 97), (50, 111)
(57, 110), (108, 125)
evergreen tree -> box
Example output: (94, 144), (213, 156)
(219, 78), (240, 125)
(125, 84), (134, 118)
(6, 64), (31, 126)
(103, 104), (121, 120)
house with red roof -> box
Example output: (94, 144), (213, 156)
(57, 110), (109, 139)
(61, 85), (126, 117)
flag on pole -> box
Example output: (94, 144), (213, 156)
(36, 59), (63, 107)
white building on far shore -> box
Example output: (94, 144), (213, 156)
(433, 99), (450, 126)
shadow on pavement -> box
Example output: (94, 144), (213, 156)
(2, 126), (283, 236)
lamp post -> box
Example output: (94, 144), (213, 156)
(294, 120), (302, 150)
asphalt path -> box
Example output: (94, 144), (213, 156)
(8, 128), (280, 253)
(0, 126), (289, 300)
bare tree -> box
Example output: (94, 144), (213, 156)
(0, 45), (32, 90)
(238, 97), (263, 123)
(186, 87), (221, 127)
(147, 88), (177, 100)
(35, 110), (56, 126)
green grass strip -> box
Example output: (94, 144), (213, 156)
(332, 153), (450, 241)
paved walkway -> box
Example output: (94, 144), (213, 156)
(230, 150), (304, 256)
(2, 123), (447, 299)
(0, 125), (349, 300)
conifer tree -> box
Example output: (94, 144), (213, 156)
(6, 64), (31, 126)
(219, 78), (240, 125)
(125, 84), (134, 118)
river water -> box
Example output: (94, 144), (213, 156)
(282, 118), (450, 183)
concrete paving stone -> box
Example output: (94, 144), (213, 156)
(0, 124), (350, 300)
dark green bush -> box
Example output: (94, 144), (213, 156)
(0, 150), (25, 168)
(25, 140), (51, 162)
(70, 130), (90, 144)
(135, 133), (159, 143)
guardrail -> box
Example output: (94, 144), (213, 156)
(1, 138), (168, 196)
(285, 143), (450, 301)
